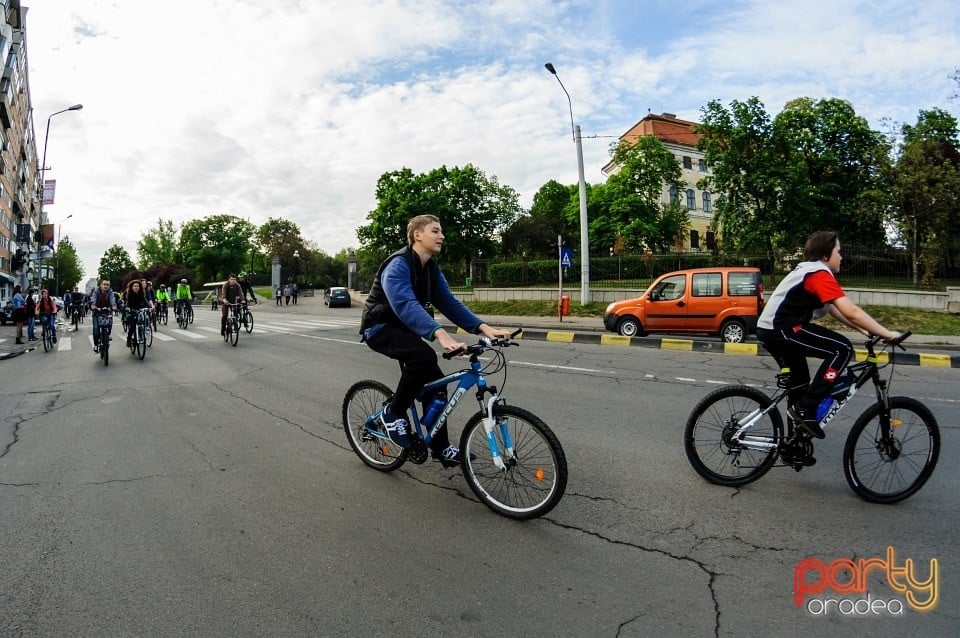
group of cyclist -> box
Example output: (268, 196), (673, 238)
(63, 275), (250, 354)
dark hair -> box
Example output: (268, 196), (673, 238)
(803, 231), (838, 262)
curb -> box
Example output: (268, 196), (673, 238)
(448, 325), (960, 368)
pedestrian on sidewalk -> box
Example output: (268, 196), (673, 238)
(11, 284), (26, 344)
(275, 286), (282, 306)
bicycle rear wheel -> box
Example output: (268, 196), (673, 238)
(843, 397), (940, 504)
(460, 404), (567, 520)
(243, 310), (254, 333)
(684, 385), (783, 487)
(342, 380), (407, 472)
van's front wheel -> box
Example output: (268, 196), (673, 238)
(720, 319), (747, 343)
(617, 317), (644, 337)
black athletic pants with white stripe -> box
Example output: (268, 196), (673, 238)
(757, 323), (853, 412)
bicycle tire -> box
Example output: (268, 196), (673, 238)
(145, 322), (153, 347)
(230, 320), (239, 346)
(243, 310), (254, 333)
(72, 311), (80, 331)
(188, 307), (194, 324)
(843, 397), (940, 504)
(101, 336), (109, 366)
(43, 326), (51, 352)
(136, 326), (146, 359)
(684, 385), (783, 487)
(342, 380), (407, 472)
(459, 404), (567, 520)
(177, 310), (187, 329)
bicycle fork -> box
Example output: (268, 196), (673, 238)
(481, 393), (513, 471)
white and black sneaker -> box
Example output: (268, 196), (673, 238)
(380, 414), (412, 449)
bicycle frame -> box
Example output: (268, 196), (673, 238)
(365, 349), (514, 470)
(732, 338), (893, 452)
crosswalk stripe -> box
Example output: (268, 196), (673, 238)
(170, 329), (207, 339)
(152, 332), (176, 341)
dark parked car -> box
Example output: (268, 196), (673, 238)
(324, 287), (351, 308)
(0, 301), (12, 325)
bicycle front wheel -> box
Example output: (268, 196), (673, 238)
(684, 385), (784, 487)
(230, 320), (239, 346)
(843, 397), (940, 504)
(136, 328), (146, 359)
(460, 405), (567, 520)
(342, 380), (407, 472)
(43, 327), (51, 352)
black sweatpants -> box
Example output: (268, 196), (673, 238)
(757, 323), (853, 411)
(365, 323), (450, 453)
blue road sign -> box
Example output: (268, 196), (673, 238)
(560, 248), (573, 269)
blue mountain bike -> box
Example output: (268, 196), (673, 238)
(343, 330), (567, 520)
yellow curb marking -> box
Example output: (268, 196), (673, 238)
(545, 331), (575, 343)
(601, 334), (632, 347)
(661, 338), (693, 351)
(919, 353), (951, 367)
(724, 343), (758, 356)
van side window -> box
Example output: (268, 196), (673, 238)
(692, 273), (722, 297)
(652, 275), (686, 301)
(728, 272), (758, 296)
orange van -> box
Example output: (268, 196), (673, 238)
(602, 267), (764, 343)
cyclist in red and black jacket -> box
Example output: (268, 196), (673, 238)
(757, 231), (899, 439)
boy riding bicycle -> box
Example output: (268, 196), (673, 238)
(360, 214), (508, 468)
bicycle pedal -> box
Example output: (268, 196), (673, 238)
(407, 439), (429, 464)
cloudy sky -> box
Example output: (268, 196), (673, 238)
(24, 0), (960, 278)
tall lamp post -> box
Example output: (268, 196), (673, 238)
(347, 250), (357, 290)
(544, 63), (590, 306)
(40, 104), (84, 210)
(55, 214), (73, 295)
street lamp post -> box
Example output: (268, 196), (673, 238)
(292, 249), (300, 285)
(545, 63), (590, 306)
(39, 104), (83, 211)
(55, 214), (73, 295)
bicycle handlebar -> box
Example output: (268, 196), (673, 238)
(866, 330), (911, 351)
(442, 328), (523, 359)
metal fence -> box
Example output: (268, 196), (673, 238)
(443, 245), (960, 291)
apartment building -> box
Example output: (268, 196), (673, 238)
(0, 0), (41, 304)
(603, 112), (716, 252)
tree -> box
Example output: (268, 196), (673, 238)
(697, 97), (786, 254)
(98, 245), (136, 288)
(357, 164), (521, 269)
(137, 219), (180, 269)
(254, 217), (307, 283)
(890, 109), (960, 286)
(501, 180), (578, 257)
(774, 97), (890, 246)
(598, 136), (687, 252)
(698, 96), (890, 255)
(179, 214), (255, 283)
(54, 236), (84, 294)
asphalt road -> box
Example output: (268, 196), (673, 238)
(1, 299), (957, 637)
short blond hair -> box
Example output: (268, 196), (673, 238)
(406, 215), (440, 245)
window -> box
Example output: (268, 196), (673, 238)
(692, 273), (722, 297)
(669, 186), (679, 205)
(686, 189), (696, 210)
(702, 191), (712, 213)
(682, 156), (692, 169)
(690, 229), (700, 250)
(706, 231), (717, 251)
(652, 275), (686, 301)
(698, 159), (706, 172)
(728, 272), (759, 296)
